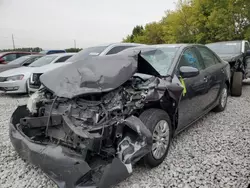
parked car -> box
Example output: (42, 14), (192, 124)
(0, 51), (36, 64)
(0, 55), (43, 73)
(0, 53), (75, 94)
(28, 43), (142, 92)
(39, 49), (66, 55)
(206, 40), (250, 96)
(9, 44), (230, 188)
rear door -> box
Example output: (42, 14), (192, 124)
(196, 46), (226, 109)
(177, 47), (211, 130)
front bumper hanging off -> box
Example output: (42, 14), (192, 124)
(9, 106), (132, 188)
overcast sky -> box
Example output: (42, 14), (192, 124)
(0, 0), (176, 49)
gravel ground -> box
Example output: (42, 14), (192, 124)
(0, 85), (250, 188)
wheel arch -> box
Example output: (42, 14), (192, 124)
(140, 93), (178, 133)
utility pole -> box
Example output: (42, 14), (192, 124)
(74, 39), (76, 49)
(12, 34), (15, 49)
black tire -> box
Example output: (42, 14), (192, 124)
(25, 81), (30, 95)
(213, 84), (228, 112)
(231, 72), (242, 97)
(245, 57), (250, 78)
(139, 108), (173, 168)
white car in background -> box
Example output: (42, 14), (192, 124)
(0, 53), (75, 94)
(28, 43), (142, 92)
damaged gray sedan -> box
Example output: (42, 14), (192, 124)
(9, 44), (230, 188)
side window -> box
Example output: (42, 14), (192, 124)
(17, 53), (29, 58)
(245, 42), (250, 52)
(197, 46), (220, 68)
(55, 55), (72, 63)
(2, 54), (17, 62)
(23, 57), (39, 66)
(178, 48), (203, 70)
(106, 46), (134, 55)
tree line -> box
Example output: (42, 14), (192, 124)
(123, 0), (250, 44)
(0, 47), (82, 53)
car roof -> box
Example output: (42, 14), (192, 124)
(127, 43), (199, 50)
(108, 42), (143, 46)
(0, 51), (34, 55)
(206, 40), (243, 45)
(95, 42), (143, 47)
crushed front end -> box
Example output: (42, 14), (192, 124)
(9, 75), (168, 188)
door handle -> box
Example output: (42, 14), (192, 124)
(204, 77), (208, 82)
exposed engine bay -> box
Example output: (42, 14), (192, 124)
(24, 75), (157, 158)
(13, 74), (174, 187)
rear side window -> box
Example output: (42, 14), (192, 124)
(55, 55), (72, 63)
(2, 54), (17, 62)
(196, 46), (220, 68)
(106, 46), (135, 55)
(178, 48), (204, 70)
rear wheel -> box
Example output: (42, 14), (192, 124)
(213, 84), (228, 112)
(139, 109), (173, 168)
(231, 72), (243, 97)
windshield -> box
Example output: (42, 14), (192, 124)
(29, 56), (57, 67)
(140, 47), (178, 75)
(8, 56), (30, 65)
(206, 42), (242, 55)
(66, 46), (108, 62)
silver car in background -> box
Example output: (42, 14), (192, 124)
(0, 53), (75, 94)
(0, 55), (43, 73)
(28, 43), (142, 92)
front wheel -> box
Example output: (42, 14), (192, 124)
(139, 109), (173, 168)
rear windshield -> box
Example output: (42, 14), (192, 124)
(66, 46), (108, 62)
(8, 56), (31, 65)
(206, 42), (242, 55)
(29, 56), (57, 67)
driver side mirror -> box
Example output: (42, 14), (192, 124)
(179, 66), (199, 78)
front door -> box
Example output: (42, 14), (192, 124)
(177, 47), (211, 130)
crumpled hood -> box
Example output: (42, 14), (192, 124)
(0, 66), (36, 77)
(218, 53), (241, 62)
(32, 63), (69, 74)
(40, 50), (160, 98)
